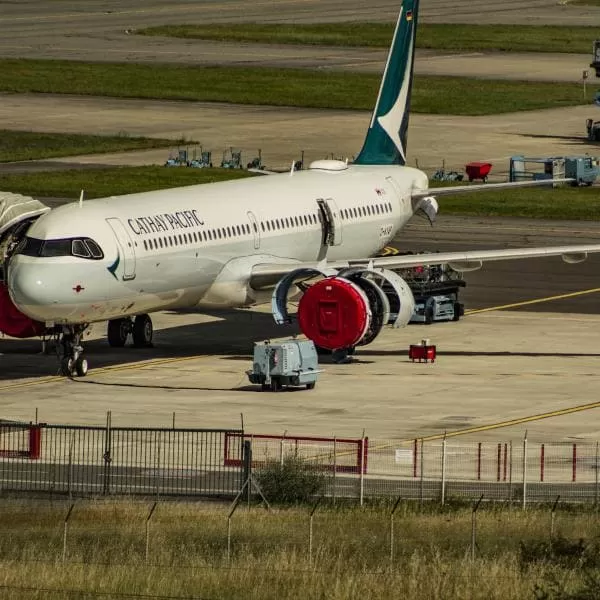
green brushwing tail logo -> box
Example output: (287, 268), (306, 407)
(107, 251), (120, 280)
(354, 0), (418, 166)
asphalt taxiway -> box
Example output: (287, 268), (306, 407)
(1, 0), (600, 444)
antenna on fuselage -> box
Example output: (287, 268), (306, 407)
(79, 189), (84, 208)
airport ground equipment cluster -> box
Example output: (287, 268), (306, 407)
(509, 155), (600, 186)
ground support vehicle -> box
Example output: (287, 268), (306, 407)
(247, 339), (320, 391)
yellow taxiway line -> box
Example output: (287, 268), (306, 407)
(0, 354), (207, 392)
(400, 399), (600, 444)
(466, 287), (600, 315)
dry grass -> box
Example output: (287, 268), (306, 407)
(0, 499), (597, 598)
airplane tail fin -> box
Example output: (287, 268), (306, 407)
(354, 0), (419, 166)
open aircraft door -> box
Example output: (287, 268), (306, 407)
(317, 198), (342, 246)
(247, 211), (260, 250)
(106, 217), (136, 281)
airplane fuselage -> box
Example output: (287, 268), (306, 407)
(7, 162), (428, 325)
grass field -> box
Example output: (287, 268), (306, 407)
(1, 166), (598, 221)
(0, 499), (598, 599)
(138, 23), (597, 54)
(0, 166), (254, 199)
(0, 130), (185, 163)
(0, 59), (587, 115)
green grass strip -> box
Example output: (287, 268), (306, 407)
(0, 130), (187, 163)
(139, 23), (598, 54)
(441, 184), (600, 219)
(1, 166), (598, 220)
(0, 59), (587, 115)
(0, 166), (254, 199)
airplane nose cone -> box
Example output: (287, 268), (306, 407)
(7, 260), (56, 322)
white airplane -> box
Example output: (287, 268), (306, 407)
(2, 0), (600, 376)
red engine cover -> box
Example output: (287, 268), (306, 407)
(0, 282), (47, 338)
(297, 277), (370, 350)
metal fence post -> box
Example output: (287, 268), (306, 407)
(594, 442), (598, 508)
(145, 502), (157, 564)
(509, 441), (513, 505)
(550, 495), (560, 539)
(389, 496), (402, 566)
(419, 438), (424, 507)
(332, 437), (337, 505)
(102, 411), (112, 496)
(359, 434), (365, 506)
(522, 431), (528, 510)
(441, 434), (447, 506)
(470, 495), (483, 562)
(308, 497), (322, 567)
(63, 503), (75, 563)
(243, 440), (252, 508)
(67, 433), (74, 502)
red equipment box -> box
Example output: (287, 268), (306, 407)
(409, 344), (437, 363)
(465, 161), (492, 182)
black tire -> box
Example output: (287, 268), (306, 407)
(107, 318), (129, 347)
(424, 306), (434, 325)
(75, 357), (88, 377)
(452, 302), (461, 322)
(261, 383), (269, 392)
(60, 357), (74, 376)
(306, 382), (316, 390)
(270, 379), (281, 392)
(132, 314), (153, 347)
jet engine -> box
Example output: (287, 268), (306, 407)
(272, 268), (415, 352)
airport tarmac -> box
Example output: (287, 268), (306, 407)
(1, 215), (600, 444)
(2, 0), (600, 446)
(2, 306), (600, 444)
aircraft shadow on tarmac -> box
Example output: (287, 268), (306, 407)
(0, 309), (299, 382)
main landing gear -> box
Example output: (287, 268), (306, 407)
(59, 325), (89, 377)
(107, 314), (153, 348)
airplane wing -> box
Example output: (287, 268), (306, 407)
(250, 243), (600, 289)
(411, 178), (574, 200)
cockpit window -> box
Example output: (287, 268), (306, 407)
(16, 237), (104, 260)
(84, 239), (103, 258)
(72, 239), (91, 258)
(16, 237), (44, 257)
(41, 239), (72, 257)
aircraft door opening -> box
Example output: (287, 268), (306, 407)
(316, 198), (342, 246)
(247, 211), (261, 250)
(106, 217), (136, 281)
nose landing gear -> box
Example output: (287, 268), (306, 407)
(59, 325), (89, 377)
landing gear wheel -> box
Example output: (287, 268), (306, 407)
(61, 357), (74, 376)
(261, 383), (269, 392)
(132, 314), (153, 347)
(108, 318), (130, 347)
(75, 357), (88, 377)
(59, 325), (88, 377)
(270, 379), (281, 392)
(306, 382), (316, 390)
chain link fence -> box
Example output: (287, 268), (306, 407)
(2, 423), (600, 504)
